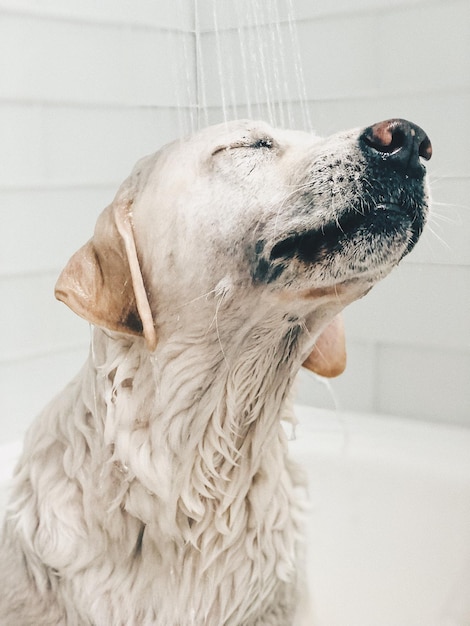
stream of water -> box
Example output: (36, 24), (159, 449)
(173, 0), (312, 135)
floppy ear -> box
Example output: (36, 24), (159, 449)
(302, 314), (346, 378)
(54, 186), (158, 351)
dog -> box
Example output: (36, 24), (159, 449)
(0, 118), (431, 625)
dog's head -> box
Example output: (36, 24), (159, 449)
(55, 119), (431, 377)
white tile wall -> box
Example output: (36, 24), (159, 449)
(290, 0), (431, 20)
(0, 0), (193, 30)
(0, 187), (114, 274)
(0, 104), (45, 186)
(377, 344), (470, 425)
(1, 272), (90, 360)
(343, 264), (470, 351)
(0, 16), (195, 107)
(1, 0), (469, 445)
(41, 107), (185, 184)
(0, 348), (87, 443)
(199, 0), (310, 32)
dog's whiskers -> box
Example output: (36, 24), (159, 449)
(425, 222), (452, 251)
(432, 200), (468, 216)
(207, 288), (230, 370)
(176, 288), (219, 310)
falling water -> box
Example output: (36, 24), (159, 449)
(173, 0), (312, 135)
(285, 0), (312, 130)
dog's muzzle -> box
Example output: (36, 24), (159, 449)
(267, 118), (432, 271)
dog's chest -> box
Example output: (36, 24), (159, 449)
(71, 464), (303, 625)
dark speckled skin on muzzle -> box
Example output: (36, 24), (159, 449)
(260, 118), (432, 277)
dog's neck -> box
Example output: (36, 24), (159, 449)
(84, 313), (304, 540)
(15, 314), (307, 622)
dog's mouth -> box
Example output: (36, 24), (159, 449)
(255, 198), (427, 286)
(270, 202), (423, 264)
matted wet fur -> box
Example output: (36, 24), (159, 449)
(0, 118), (431, 625)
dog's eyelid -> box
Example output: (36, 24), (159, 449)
(211, 137), (277, 157)
(211, 145), (230, 156)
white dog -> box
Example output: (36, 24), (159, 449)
(0, 118), (431, 625)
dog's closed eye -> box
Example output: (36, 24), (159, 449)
(212, 135), (275, 156)
(250, 137), (274, 149)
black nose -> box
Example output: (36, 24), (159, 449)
(360, 119), (432, 177)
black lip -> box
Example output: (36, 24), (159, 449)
(269, 203), (421, 265)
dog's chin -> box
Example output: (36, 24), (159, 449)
(261, 202), (425, 290)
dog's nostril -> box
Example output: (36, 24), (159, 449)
(360, 118), (432, 175)
(418, 134), (433, 161)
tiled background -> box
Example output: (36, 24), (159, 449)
(1, 0), (469, 445)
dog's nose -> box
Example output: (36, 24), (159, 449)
(360, 119), (432, 177)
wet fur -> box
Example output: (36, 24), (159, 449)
(0, 120), (429, 625)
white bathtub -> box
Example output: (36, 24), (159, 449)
(291, 406), (470, 626)
(1, 406), (469, 626)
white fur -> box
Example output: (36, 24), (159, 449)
(0, 119), (429, 625)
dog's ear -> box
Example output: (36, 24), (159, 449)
(55, 186), (158, 351)
(302, 314), (346, 378)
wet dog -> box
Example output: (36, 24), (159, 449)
(0, 119), (431, 625)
